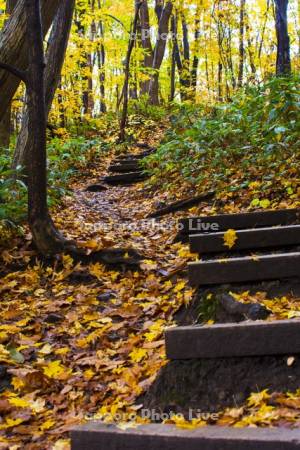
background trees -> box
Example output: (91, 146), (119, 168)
(0, 0), (297, 135)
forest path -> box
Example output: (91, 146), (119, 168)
(0, 143), (194, 449)
(1, 141), (300, 449)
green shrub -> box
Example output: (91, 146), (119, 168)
(0, 136), (108, 227)
(144, 76), (300, 201)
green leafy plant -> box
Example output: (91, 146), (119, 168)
(144, 76), (300, 203)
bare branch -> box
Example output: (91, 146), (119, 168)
(0, 62), (27, 84)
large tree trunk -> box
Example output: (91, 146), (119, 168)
(148, 1), (173, 105)
(0, 107), (11, 148)
(0, 0), (18, 148)
(139, 0), (153, 95)
(0, 0), (60, 122)
(13, 0), (75, 172)
(274, 0), (291, 75)
(25, 0), (75, 256)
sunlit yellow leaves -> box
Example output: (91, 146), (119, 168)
(52, 439), (71, 450)
(40, 419), (55, 431)
(38, 343), (53, 355)
(165, 414), (206, 430)
(8, 397), (30, 408)
(84, 369), (95, 380)
(144, 320), (165, 342)
(0, 344), (11, 363)
(11, 377), (25, 391)
(177, 246), (195, 259)
(117, 422), (140, 430)
(42, 360), (72, 380)
(0, 418), (26, 430)
(223, 229), (238, 249)
(89, 262), (105, 280)
(173, 280), (186, 293)
(251, 198), (271, 209)
(129, 348), (148, 363)
(247, 390), (270, 407)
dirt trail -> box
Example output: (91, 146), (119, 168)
(1, 144), (300, 448)
(0, 148), (194, 449)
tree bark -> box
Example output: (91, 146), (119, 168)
(13, 0), (75, 172)
(148, 1), (173, 105)
(24, 0), (74, 255)
(274, 0), (291, 75)
(119, 1), (142, 141)
(0, 0), (18, 148)
(170, 14), (177, 101)
(98, 0), (106, 113)
(139, 0), (153, 95)
(238, 0), (245, 87)
(0, 0), (60, 122)
(191, 6), (201, 93)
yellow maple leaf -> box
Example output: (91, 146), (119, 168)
(40, 419), (55, 431)
(11, 377), (25, 391)
(247, 389), (270, 407)
(223, 229), (238, 249)
(129, 348), (148, 363)
(52, 439), (71, 450)
(84, 369), (95, 380)
(174, 280), (186, 292)
(8, 397), (30, 408)
(42, 360), (71, 379)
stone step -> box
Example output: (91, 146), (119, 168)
(189, 252), (300, 286)
(178, 209), (299, 240)
(103, 172), (147, 185)
(112, 158), (140, 165)
(109, 163), (140, 173)
(115, 149), (153, 161)
(71, 423), (300, 450)
(189, 225), (300, 254)
(165, 319), (300, 359)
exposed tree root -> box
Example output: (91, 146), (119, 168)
(31, 217), (143, 267)
(147, 191), (215, 218)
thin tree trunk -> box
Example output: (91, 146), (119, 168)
(245, 11), (256, 77)
(191, 5), (201, 94)
(148, 1), (173, 105)
(119, 1), (142, 141)
(274, 0), (291, 75)
(0, 0), (60, 121)
(13, 0), (75, 172)
(238, 0), (245, 87)
(218, 61), (223, 101)
(258, 0), (271, 60)
(98, 1), (106, 113)
(181, 11), (191, 99)
(170, 14), (177, 101)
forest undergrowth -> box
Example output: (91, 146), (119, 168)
(0, 78), (299, 449)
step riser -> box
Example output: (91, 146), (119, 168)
(71, 424), (300, 450)
(103, 172), (147, 185)
(190, 225), (300, 254)
(189, 253), (300, 286)
(179, 209), (300, 237)
(165, 320), (300, 359)
(109, 165), (140, 173)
